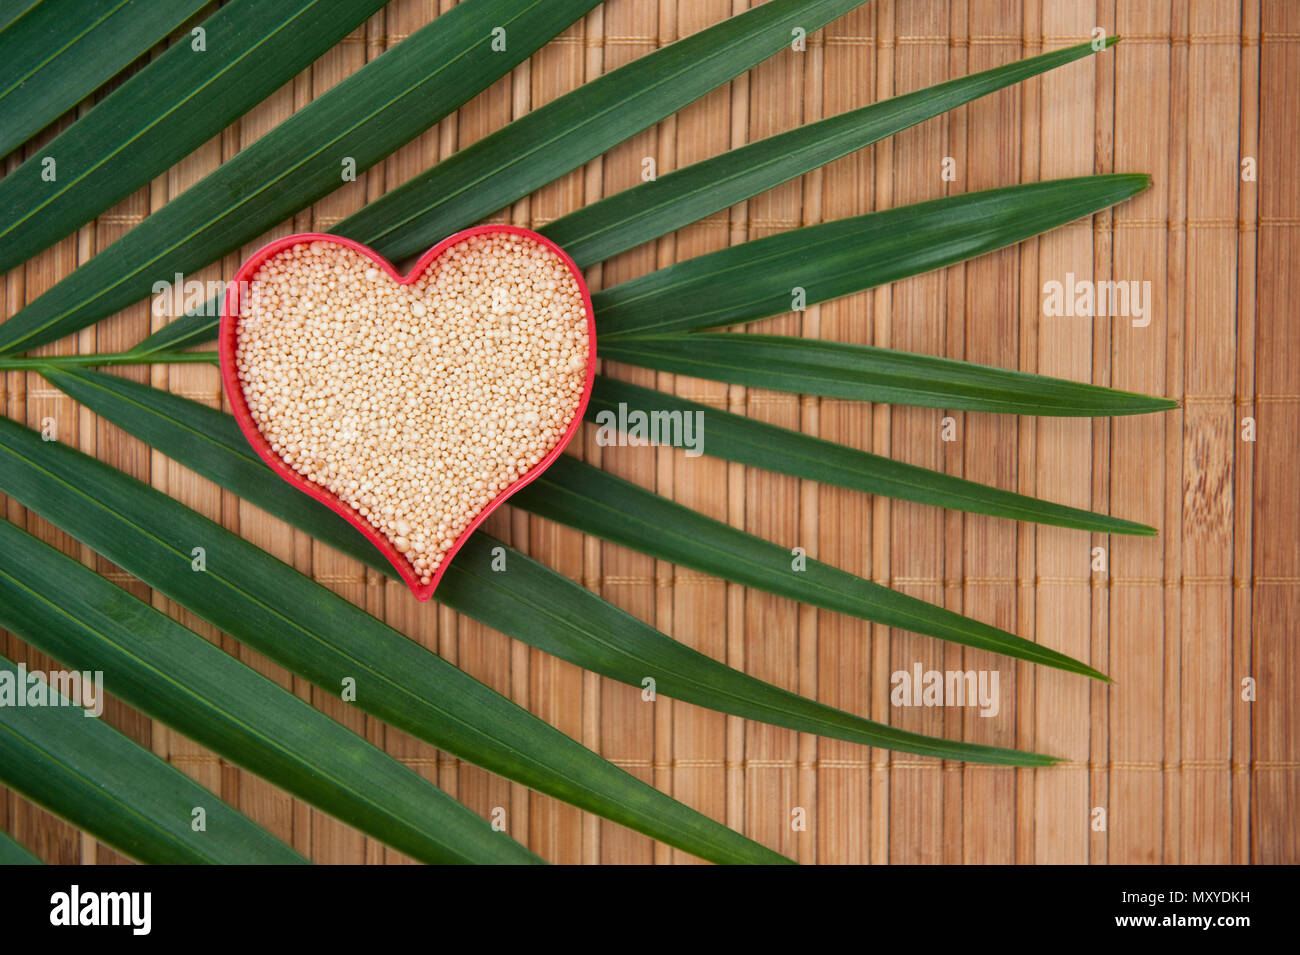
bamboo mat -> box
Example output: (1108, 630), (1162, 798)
(1, 0), (1295, 864)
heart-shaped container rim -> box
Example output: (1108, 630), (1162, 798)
(218, 225), (597, 602)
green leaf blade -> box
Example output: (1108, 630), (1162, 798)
(0, 0), (603, 355)
(0, 827), (41, 865)
(599, 334), (1177, 417)
(0, 0), (210, 160)
(517, 456), (1109, 681)
(594, 174), (1152, 338)
(126, 54), (1139, 362)
(0, 652), (306, 864)
(0, 518), (542, 865)
(589, 376), (1157, 533)
(441, 537), (1055, 767)
(543, 38), (1117, 266)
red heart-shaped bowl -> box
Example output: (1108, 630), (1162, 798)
(218, 225), (596, 601)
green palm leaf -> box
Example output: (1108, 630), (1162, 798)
(0, 349), (222, 371)
(0, 828), (41, 865)
(0, 0), (604, 354)
(0, 0), (390, 270)
(588, 376), (1155, 534)
(0, 0), (210, 160)
(516, 456), (1107, 681)
(22, 353), (1111, 678)
(599, 334), (1176, 416)
(0, 654), (306, 864)
(0, 517), (542, 864)
(43, 366), (1051, 766)
(596, 175), (1151, 338)
(0, 414), (789, 864)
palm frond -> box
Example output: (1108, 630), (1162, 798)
(133, 0), (875, 357)
(600, 333), (1176, 416)
(518, 457), (1107, 680)
(31, 357), (1106, 677)
(130, 38), (1124, 356)
(0, 0), (1168, 865)
(339, 0), (872, 263)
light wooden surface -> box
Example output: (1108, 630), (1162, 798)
(2, 0), (1295, 864)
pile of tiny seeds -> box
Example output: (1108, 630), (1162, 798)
(235, 233), (590, 586)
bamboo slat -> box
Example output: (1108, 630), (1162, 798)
(1253, 0), (1298, 865)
